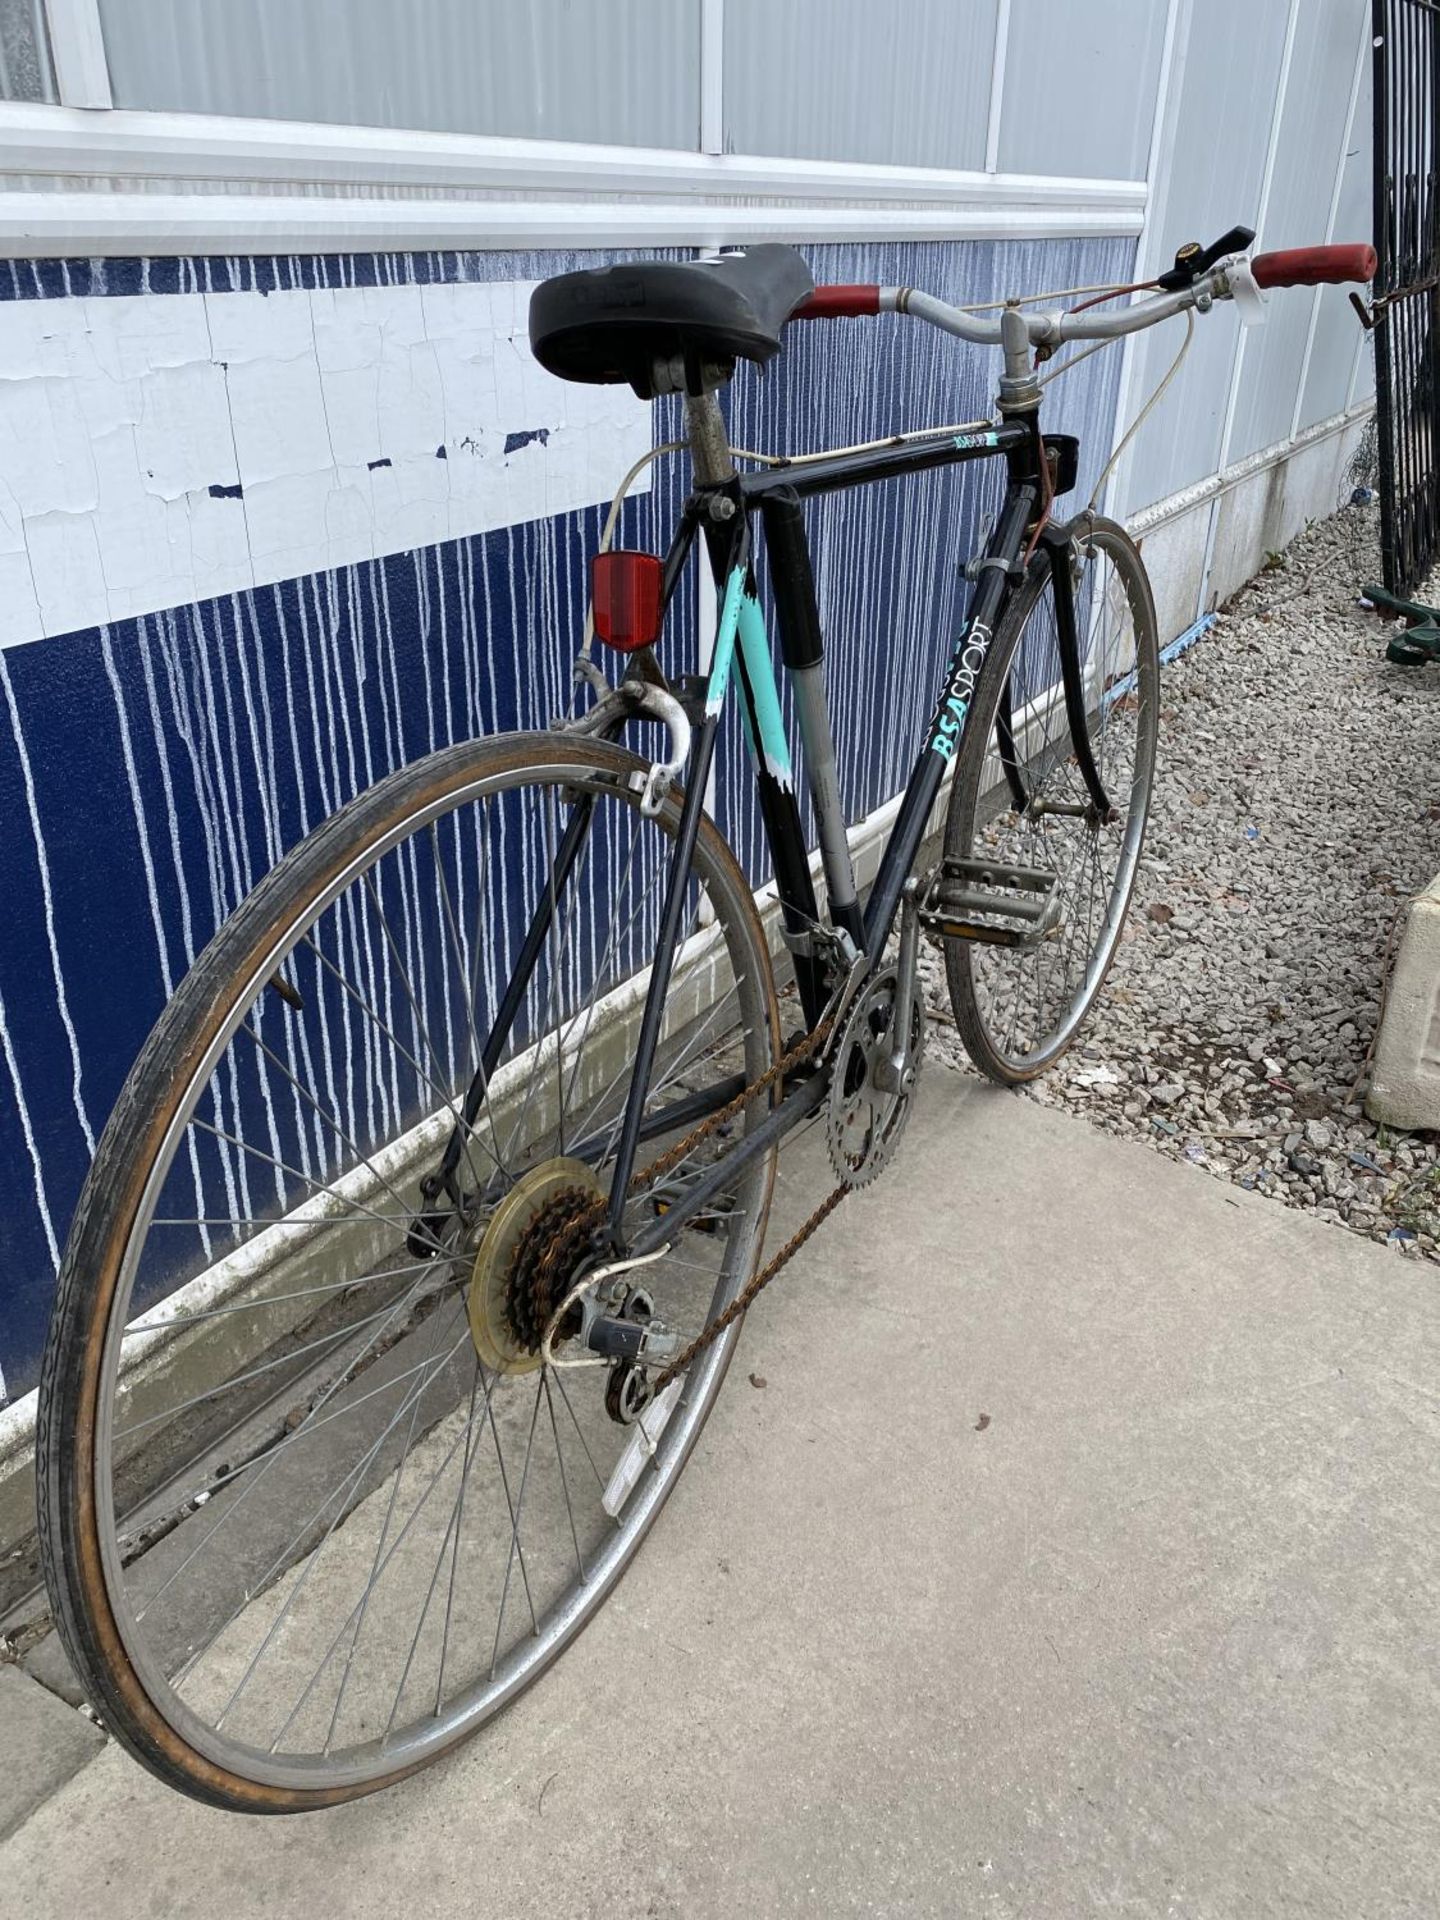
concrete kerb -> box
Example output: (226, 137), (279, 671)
(1366, 873), (1440, 1131)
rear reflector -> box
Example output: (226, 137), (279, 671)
(591, 550), (663, 652)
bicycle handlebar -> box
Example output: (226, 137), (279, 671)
(794, 284), (881, 319)
(790, 239), (1377, 347)
(1250, 243), (1377, 287)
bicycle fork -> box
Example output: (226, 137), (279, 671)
(994, 519), (1114, 826)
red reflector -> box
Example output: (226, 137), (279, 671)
(591, 550), (663, 652)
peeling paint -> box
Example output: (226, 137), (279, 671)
(0, 278), (650, 646)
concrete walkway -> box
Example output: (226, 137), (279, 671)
(4, 1069), (1438, 1917)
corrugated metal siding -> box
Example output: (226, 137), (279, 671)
(1119, 0), (1293, 517)
(1229, 0), (1365, 460)
(723, 0), (997, 168)
(97, 0), (701, 148)
(0, 0), (52, 100)
(1300, 28), (1376, 426)
(998, 0), (1165, 182)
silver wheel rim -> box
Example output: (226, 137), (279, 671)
(950, 525), (1158, 1075)
(87, 749), (775, 1792)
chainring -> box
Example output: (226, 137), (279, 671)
(825, 965), (924, 1189)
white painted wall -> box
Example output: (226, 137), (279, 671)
(0, 279), (649, 645)
(5, 3), (1375, 497)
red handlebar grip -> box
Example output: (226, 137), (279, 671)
(791, 284), (881, 320)
(1250, 243), (1378, 288)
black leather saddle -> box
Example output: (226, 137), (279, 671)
(528, 245), (815, 398)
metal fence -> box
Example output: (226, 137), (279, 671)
(1373, 0), (1440, 593)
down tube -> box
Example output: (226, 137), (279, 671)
(863, 483), (1037, 951)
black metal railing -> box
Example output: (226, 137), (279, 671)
(1373, 0), (1440, 592)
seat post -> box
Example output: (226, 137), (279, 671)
(684, 389), (736, 487)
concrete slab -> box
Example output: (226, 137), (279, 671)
(0, 1665), (106, 1843)
(2, 1069), (1438, 1916)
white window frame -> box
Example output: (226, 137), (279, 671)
(1, 0), (1145, 256)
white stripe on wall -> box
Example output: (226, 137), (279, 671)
(0, 277), (651, 645)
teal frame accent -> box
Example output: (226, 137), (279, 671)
(736, 593), (793, 787)
(704, 564), (747, 717)
(704, 565), (794, 788)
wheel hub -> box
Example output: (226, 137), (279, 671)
(467, 1158), (605, 1373)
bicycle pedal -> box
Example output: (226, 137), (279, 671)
(917, 857), (1063, 949)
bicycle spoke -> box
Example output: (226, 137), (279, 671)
(117, 1289), (441, 1442)
(263, 1374), (478, 1752)
(186, 1115), (443, 1263)
(543, 1369), (587, 1585)
(141, 1265), (445, 1623)
(320, 1314), (436, 1755)
(122, 1258), (433, 1336)
(489, 1376), (546, 1678)
(431, 1360), (486, 1721)
(361, 873), (491, 1199)
(236, 1023), (455, 1251)
(550, 1368), (608, 1496)
(68, 748), (775, 1797)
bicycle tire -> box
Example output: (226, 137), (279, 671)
(943, 515), (1159, 1083)
(38, 730), (779, 1812)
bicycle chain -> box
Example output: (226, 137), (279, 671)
(524, 1015), (849, 1383)
(647, 1180), (848, 1394)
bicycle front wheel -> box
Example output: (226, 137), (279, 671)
(38, 731), (779, 1811)
(943, 515), (1159, 1082)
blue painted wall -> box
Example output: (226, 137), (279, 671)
(0, 233), (1130, 1400)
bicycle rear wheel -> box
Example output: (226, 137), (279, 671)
(38, 731), (778, 1811)
(943, 515), (1158, 1082)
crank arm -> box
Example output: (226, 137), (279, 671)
(874, 882), (921, 1095)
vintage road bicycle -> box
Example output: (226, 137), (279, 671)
(35, 230), (1375, 1809)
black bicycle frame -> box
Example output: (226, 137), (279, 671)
(438, 412), (1092, 1255)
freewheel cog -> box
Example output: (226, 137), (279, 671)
(826, 966), (924, 1188)
(468, 1157), (604, 1373)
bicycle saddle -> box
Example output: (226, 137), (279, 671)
(529, 245), (815, 398)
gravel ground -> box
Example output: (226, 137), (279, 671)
(922, 500), (1440, 1261)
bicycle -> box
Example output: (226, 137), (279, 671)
(35, 229), (1376, 1810)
